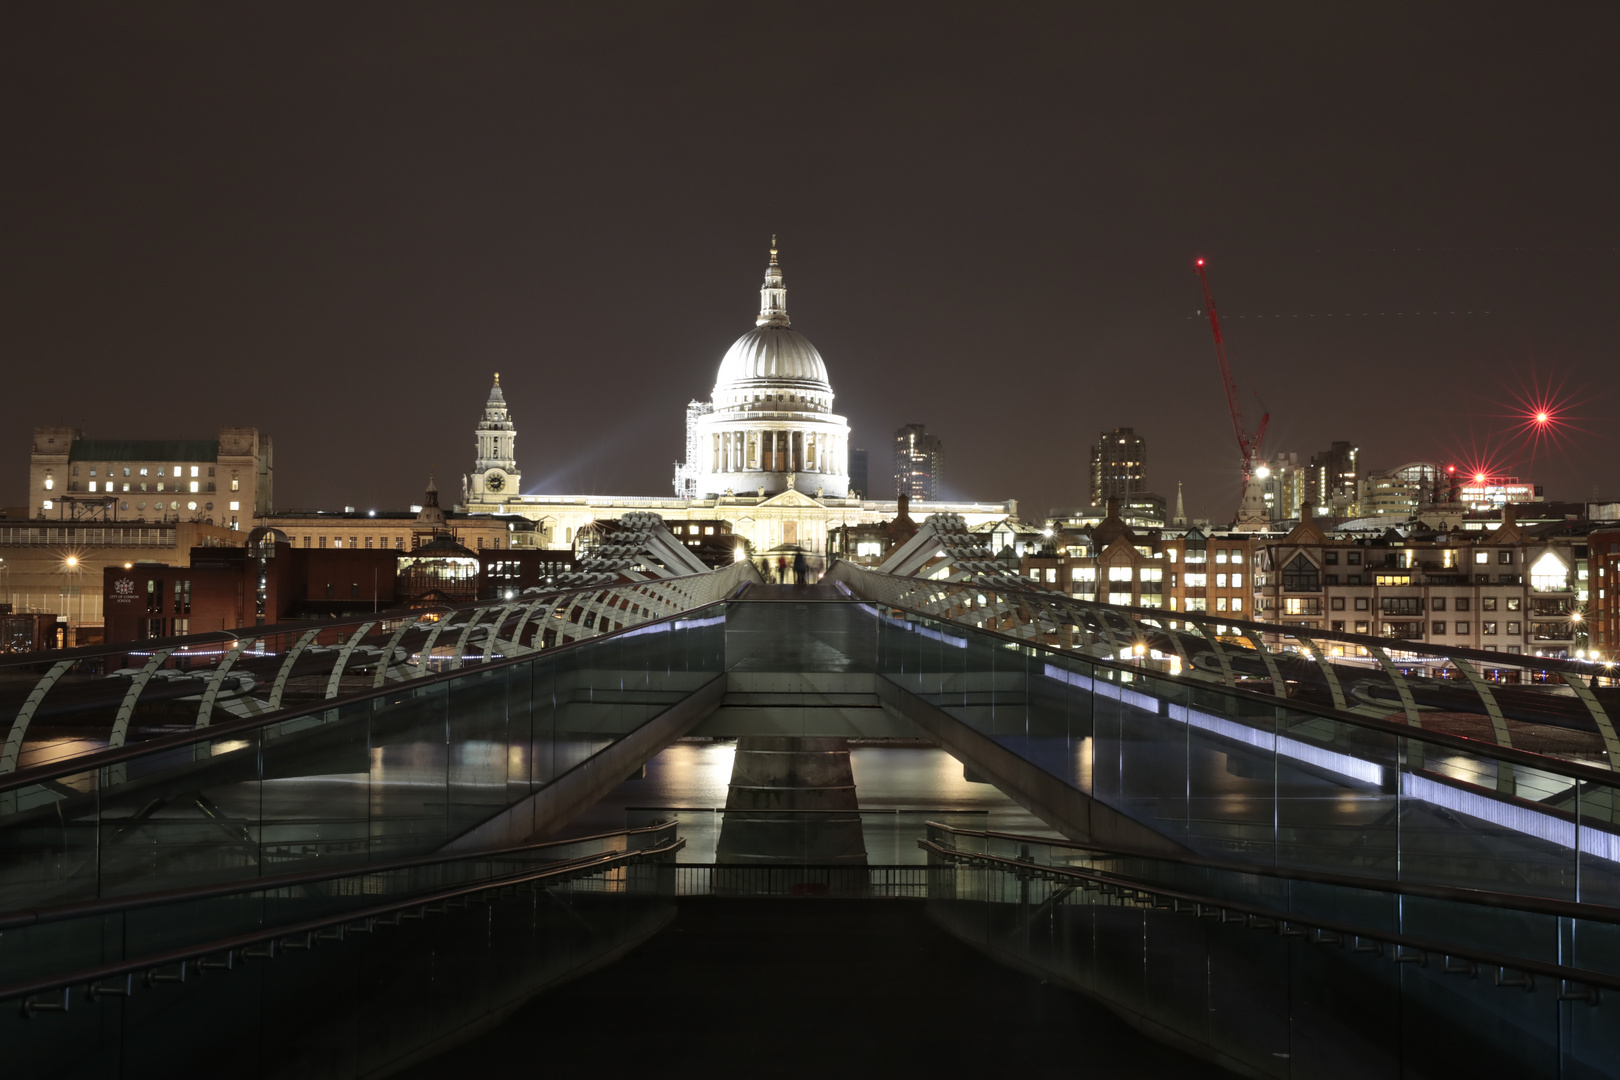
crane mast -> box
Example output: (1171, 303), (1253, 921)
(1195, 258), (1269, 485)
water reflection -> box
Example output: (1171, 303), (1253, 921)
(564, 740), (1061, 862)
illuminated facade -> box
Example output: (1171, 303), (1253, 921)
(29, 426), (273, 529)
(894, 424), (944, 501)
(460, 242), (1016, 556)
(677, 239), (851, 501)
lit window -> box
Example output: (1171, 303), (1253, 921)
(1108, 566), (1133, 581)
(122, 483), (130, 492)
(157, 482), (165, 492)
(173, 467), (182, 477)
(189, 481), (199, 493)
(1231, 573), (1243, 588)
(123, 467), (130, 477)
(190, 466), (199, 477)
(1216, 573), (1227, 587)
(1231, 598), (1243, 611)
(229, 501), (240, 511)
(88, 481), (97, 492)
(42, 500), (52, 510)
(43, 477), (52, 490)
(1530, 552), (1568, 592)
(231, 478), (239, 491)
(139, 467), (148, 476)
(187, 501), (197, 511)
(1216, 597), (1228, 611)
(1475, 551), (1489, 564)
(1215, 550), (1228, 564)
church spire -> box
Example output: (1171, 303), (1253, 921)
(757, 234), (790, 327)
(1173, 481), (1187, 527)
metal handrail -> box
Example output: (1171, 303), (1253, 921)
(920, 838), (1619, 996)
(0, 560), (758, 778)
(864, 591), (1620, 787)
(1, 836), (684, 1009)
(0, 593), (730, 794)
(0, 821), (680, 931)
(828, 561), (1617, 759)
(920, 822), (1620, 926)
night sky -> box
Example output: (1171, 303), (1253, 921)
(7, 3), (1618, 522)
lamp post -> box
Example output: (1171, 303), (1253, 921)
(62, 555), (83, 645)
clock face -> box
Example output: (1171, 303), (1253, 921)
(485, 472), (505, 492)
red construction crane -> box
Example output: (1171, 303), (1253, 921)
(1194, 258), (1269, 485)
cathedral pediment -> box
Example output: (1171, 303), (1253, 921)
(758, 489), (823, 509)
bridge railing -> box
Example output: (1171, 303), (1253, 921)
(0, 585), (734, 914)
(922, 822), (1620, 1078)
(820, 568), (1620, 906)
(0, 559), (758, 778)
(827, 561), (1619, 765)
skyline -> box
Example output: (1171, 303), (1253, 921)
(5, 4), (1617, 521)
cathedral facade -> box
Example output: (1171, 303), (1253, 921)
(462, 242), (1014, 558)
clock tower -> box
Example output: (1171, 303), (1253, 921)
(465, 373), (520, 505)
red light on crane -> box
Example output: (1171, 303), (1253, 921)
(1475, 472), (1487, 483)
(1535, 411), (1550, 424)
(1196, 258), (1205, 267)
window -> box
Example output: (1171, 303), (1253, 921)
(189, 481), (199, 493)
(1482, 597), (1497, 611)
(1483, 621), (1498, 635)
(1530, 552), (1568, 592)
(1216, 573), (1227, 587)
(1498, 550), (1512, 564)
(231, 478), (239, 491)
(1382, 597), (1424, 616)
(303, 537), (311, 547)
(1331, 597), (1345, 610)
(1324, 551), (1339, 565)
(1506, 597), (1521, 611)
(1355, 597), (1369, 611)
(319, 536), (327, 548)
(173, 466), (182, 477)
(1475, 551), (1489, 564)
(1456, 621), (1470, 634)
(1231, 598), (1243, 612)
(1346, 552), (1362, 566)
(1071, 567), (1097, 582)
(139, 467), (148, 476)
(229, 501), (240, 511)
(1456, 598), (1470, 612)
(88, 481), (97, 492)
(1216, 597), (1228, 611)
(1231, 573), (1243, 588)
(1374, 573), (1412, 587)
(1331, 620), (1345, 632)
(1355, 621), (1369, 634)
(1184, 572), (1206, 587)
(1432, 597), (1446, 612)
(396, 537), (405, 550)
(1432, 621), (1447, 636)
(1167, 549), (1177, 563)
(1108, 566), (1133, 581)
(1507, 621), (1521, 634)
(1281, 554), (1320, 592)
(1215, 549), (1229, 564)
(349, 537), (357, 549)
(1283, 598), (1321, 615)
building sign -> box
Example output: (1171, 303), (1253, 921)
(113, 577), (137, 604)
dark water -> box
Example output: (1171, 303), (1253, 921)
(561, 741), (1062, 862)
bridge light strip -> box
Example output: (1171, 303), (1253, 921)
(1039, 663), (1620, 866)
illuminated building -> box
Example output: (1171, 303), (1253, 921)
(1590, 527), (1620, 662)
(463, 374), (521, 506)
(1456, 475), (1541, 512)
(679, 238), (851, 499)
(1089, 427), (1146, 505)
(1306, 441), (1361, 517)
(28, 426), (273, 529)
(461, 242), (1016, 557)
(1258, 504), (1589, 658)
(893, 424), (943, 501)
(1362, 461), (1444, 518)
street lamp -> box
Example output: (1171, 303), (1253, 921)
(61, 555), (84, 642)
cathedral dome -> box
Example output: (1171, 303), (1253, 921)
(714, 325), (831, 392)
